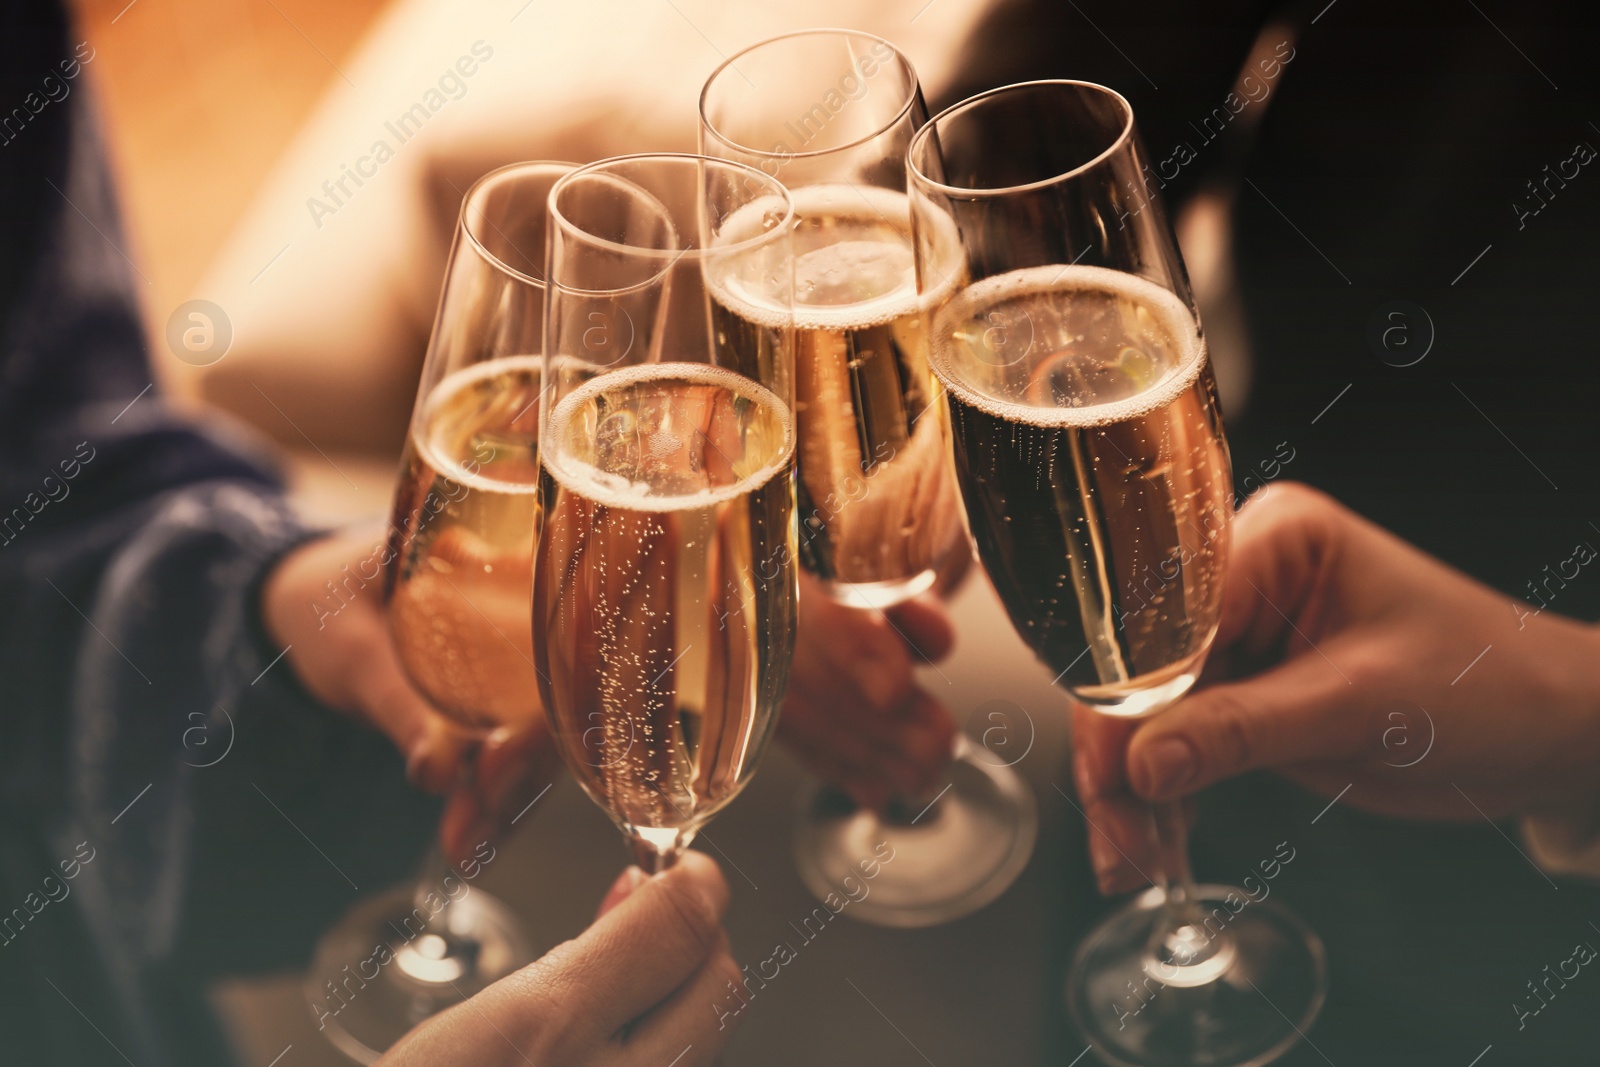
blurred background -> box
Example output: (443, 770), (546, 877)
(83, 0), (397, 517)
(83, 0), (995, 522)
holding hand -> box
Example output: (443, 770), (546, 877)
(378, 852), (742, 1066)
(260, 528), (560, 862)
(779, 572), (960, 811)
(1077, 482), (1600, 893)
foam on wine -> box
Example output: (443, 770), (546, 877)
(413, 354), (545, 494)
(709, 183), (962, 331)
(542, 361), (794, 511)
(930, 264), (1206, 428)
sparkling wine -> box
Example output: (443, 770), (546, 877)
(386, 356), (543, 732)
(535, 362), (797, 842)
(931, 266), (1232, 717)
(711, 184), (964, 607)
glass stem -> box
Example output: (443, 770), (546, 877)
(412, 844), (457, 919)
(631, 840), (676, 874)
(630, 825), (688, 874)
(390, 843), (480, 986)
(1151, 799), (1199, 921)
(412, 753), (483, 934)
(1145, 798), (1234, 980)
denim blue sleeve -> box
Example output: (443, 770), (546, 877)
(0, 20), (433, 1065)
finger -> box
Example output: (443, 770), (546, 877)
(783, 607), (917, 793)
(1082, 794), (1200, 896)
(799, 742), (913, 812)
(779, 687), (953, 808)
(785, 581), (958, 805)
(884, 595), (956, 663)
(284, 527), (504, 797)
(1071, 702), (1138, 802)
(840, 617), (915, 712)
(441, 724), (563, 862)
(557, 851), (731, 1036)
(438, 790), (481, 868)
(893, 687), (958, 795)
(269, 532), (451, 779)
(1215, 481), (1343, 657)
(393, 857), (728, 1065)
(795, 593), (914, 713)
(621, 931), (745, 1064)
(478, 723), (560, 824)
(349, 639), (474, 794)
(835, 685), (957, 799)
(796, 597), (946, 737)
(777, 699), (898, 810)
(1083, 793), (1160, 895)
(1126, 653), (1363, 802)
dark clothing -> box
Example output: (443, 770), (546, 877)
(0, 4), (433, 1063)
(946, 1), (1600, 1064)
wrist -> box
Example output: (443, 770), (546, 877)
(1521, 613), (1600, 830)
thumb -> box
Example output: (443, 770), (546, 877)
(561, 852), (730, 1035)
(1126, 653), (1362, 801)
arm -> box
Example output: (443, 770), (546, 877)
(778, 573), (959, 811)
(260, 528), (559, 864)
(0, 48), (536, 1062)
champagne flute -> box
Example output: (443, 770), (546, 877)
(536, 154), (798, 872)
(699, 28), (1036, 928)
(908, 82), (1325, 1066)
(304, 162), (572, 1064)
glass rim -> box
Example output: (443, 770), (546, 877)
(546, 153), (795, 296)
(458, 159), (578, 288)
(908, 80), (1135, 199)
(698, 27), (921, 163)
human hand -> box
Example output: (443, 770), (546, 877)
(377, 851), (742, 1066)
(779, 572), (959, 812)
(1075, 482), (1600, 893)
(260, 528), (559, 863)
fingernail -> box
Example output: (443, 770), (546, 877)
(605, 865), (647, 904)
(596, 865), (647, 918)
(1139, 737), (1196, 798)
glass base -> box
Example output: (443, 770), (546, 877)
(817, 569), (939, 610)
(1076, 669), (1202, 719)
(305, 884), (535, 1063)
(1066, 885), (1327, 1067)
(793, 746), (1037, 928)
